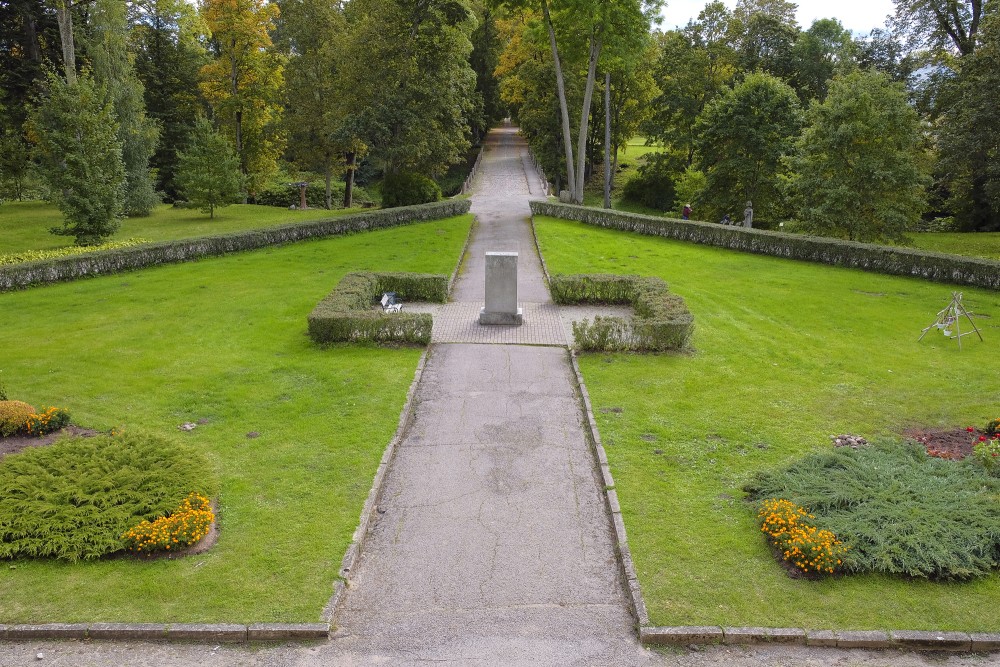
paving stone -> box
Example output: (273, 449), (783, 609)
(6, 624), (88, 639)
(805, 629), (838, 647)
(837, 630), (893, 649)
(890, 630), (971, 650)
(88, 623), (166, 640)
(164, 624), (247, 642)
(970, 632), (1000, 651)
(640, 626), (724, 644)
(247, 624), (329, 641)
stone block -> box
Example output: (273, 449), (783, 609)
(640, 626), (724, 645)
(890, 630), (971, 651)
(606, 488), (620, 514)
(88, 623), (167, 640)
(164, 623), (247, 642)
(805, 629), (838, 647)
(247, 623), (329, 641)
(480, 252), (522, 325)
(6, 624), (88, 639)
(766, 628), (806, 644)
(836, 630), (893, 649)
(970, 633), (1000, 651)
(723, 627), (771, 644)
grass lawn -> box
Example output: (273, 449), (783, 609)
(0, 200), (368, 255)
(0, 214), (472, 623)
(534, 215), (1000, 631)
(906, 231), (1000, 261)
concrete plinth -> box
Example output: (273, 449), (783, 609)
(479, 251), (522, 325)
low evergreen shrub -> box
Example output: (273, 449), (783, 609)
(0, 200), (470, 291)
(532, 201), (1000, 290)
(0, 400), (35, 437)
(308, 271), (449, 345)
(550, 274), (693, 351)
(254, 180), (374, 209)
(382, 172), (442, 208)
(745, 441), (1000, 579)
(0, 432), (216, 561)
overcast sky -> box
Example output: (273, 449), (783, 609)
(660, 0), (897, 35)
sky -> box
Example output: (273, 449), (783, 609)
(660, 0), (898, 35)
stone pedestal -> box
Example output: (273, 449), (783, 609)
(479, 251), (523, 325)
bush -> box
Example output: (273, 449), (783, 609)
(308, 271), (449, 345)
(531, 201), (1000, 291)
(972, 435), (1000, 474)
(549, 274), (693, 351)
(24, 407), (71, 436)
(122, 492), (214, 554)
(620, 154), (677, 212)
(382, 172), (442, 208)
(0, 400), (35, 437)
(254, 180), (375, 209)
(0, 200), (471, 291)
(757, 498), (848, 575)
(745, 441), (1000, 579)
(0, 432), (216, 561)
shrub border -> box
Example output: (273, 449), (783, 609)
(0, 200), (471, 292)
(531, 201), (1000, 291)
(549, 274), (693, 352)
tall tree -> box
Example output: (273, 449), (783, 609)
(132, 0), (210, 200)
(279, 0), (350, 209)
(340, 0), (477, 185)
(938, 13), (1000, 231)
(694, 71), (802, 223)
(0, 1), (61, 129)
(88, 0), (161, 216)
(788, 70), (928, 242)
(729, 0), (799, 79)
(175, 115), (243, 218)
(469, 2), (505, 142)
(29, 71), (125, 245)
(892, 0), (986, 56)
(646, 2), (737, 170)
(789, 18), (856, 102)
(199, 0), (286, 199)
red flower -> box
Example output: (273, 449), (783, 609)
(980, 436), (987, 442)
(967, 427), (975, 432)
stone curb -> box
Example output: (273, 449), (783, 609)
(529, 215), (553, 288)
(640, 626), (991, 651)
(568, 352), (646, 627)
(320, 348), (430, 626)
(447, 215), (477, 295)
(0, 623), (329, 643)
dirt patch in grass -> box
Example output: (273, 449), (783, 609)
(905, 427), (976, 460)
(0, 425), (101, 461)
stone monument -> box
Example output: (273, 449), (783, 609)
(479, 251), (523, 325)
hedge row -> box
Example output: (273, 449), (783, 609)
(0, 200), (471, 292)
(550, 273), (693, 352)
(307, 271), (449, 345)
(531, 201), (1000, 291)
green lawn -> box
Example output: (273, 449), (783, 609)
(906, 231), (1000, 261)
(0, 214), (472, 623)
(0, 200), (368, 255)
(534, 215), (1000, 632)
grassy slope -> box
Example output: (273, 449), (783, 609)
(0, 214), (472, 623)
(534, 215), (1000, 631)
(906, 232), (1000, 261)
(0, 201), (366, 255)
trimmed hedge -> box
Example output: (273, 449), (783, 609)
(550, 274), (693, 352)
(531, 201), (1000, 290)
(308, 271), (449, 345)
(0, 200), (471, 291)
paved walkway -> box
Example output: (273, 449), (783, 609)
(330, 123), (658, 664)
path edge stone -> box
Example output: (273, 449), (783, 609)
(320, 348), (430, 627)
(447, 214), (477, 295)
